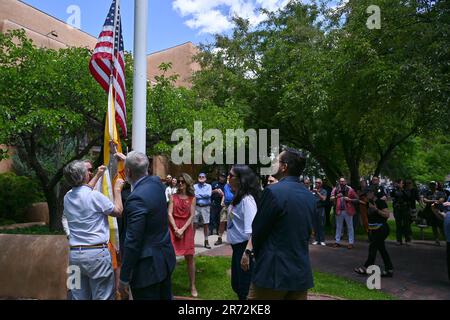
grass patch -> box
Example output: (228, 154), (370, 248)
(172, 256), (236, 300)
(172, 256), (394, 300)
(311, 271), (394, 300)
(385, 220), (438, 241)
(0, 225), (64, 235)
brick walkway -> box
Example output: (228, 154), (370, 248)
(195, 229), (450, 300)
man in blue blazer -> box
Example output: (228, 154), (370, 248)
(249, 147), (315, 300)
(118, 151), (176, 300)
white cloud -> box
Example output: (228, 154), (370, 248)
(172, 0), (290, 34)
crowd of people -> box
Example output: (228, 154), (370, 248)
(61, 147), (450, 300)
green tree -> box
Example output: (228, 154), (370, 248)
(192, 0), (449, 186)
(0, 29), (133, 230)
(147, 62), (244, 157)
(383, 135), (450, 183)
(0, 30), (242, 231)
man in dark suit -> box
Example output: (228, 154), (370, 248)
(118, 151), (176, 300)
(249, 147), (315, 300)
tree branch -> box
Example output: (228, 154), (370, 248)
(48, 135), (102, 190)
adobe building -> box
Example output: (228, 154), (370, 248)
(147, 42), (200, 88)
(0, 0), (200, 178)
(0, 0), (97, 50)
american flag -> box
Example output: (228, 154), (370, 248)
(89, 0), (127, 137)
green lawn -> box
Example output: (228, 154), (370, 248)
(172, 256), (394, 300)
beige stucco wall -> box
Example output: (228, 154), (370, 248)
(147, 42), (200, 88)
(0, 0), (97, 50)
(0, 234), (69, 300)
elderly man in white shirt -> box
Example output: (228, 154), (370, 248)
(63, 160), (124, 300)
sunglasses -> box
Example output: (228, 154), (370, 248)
(178, 180), (186, 185)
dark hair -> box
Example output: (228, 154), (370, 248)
(231, 165), (261, 206)
(280, 147), (306, 177)
(177, 173), (195, 197)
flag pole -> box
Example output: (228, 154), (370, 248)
(132, 0), (148, 153)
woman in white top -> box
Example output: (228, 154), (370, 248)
(227, 165), (260, 300)
(165, 177), (178, 203)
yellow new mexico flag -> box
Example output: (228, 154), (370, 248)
(96, 82), (126, 268)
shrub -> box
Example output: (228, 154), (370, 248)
(0, 173), (43, 224)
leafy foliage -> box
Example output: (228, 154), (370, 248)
(146, 63), (244, 156)
(192, 0), (449, 185)
(383, 135), (450, 183)
(0, 173), (43, 224)
(0, 29), (130, 229)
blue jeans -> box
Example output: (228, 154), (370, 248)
(69, 248), (115, 300)
(313, 207), (325, 242)
(335, 211), (354, 244)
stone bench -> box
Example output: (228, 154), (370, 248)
(0, 234), (68, 300)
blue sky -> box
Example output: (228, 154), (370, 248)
(20, 0), (213, 53)
(20, 0), (296, 54)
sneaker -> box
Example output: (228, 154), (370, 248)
(320, 242), (326, 246)
(347, 244), (354, 250)
(354, 266), (367, 275)
(312, 241), (319, 245)
(405, 241), (411, 246)
(204, 241), (212, 249)
(214, 237), (223, 246)
(435, 240), (441, 246)
(333, 243), (341, 248)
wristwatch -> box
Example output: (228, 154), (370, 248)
(244, 249), (254, 257)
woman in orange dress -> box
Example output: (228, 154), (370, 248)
(168, 173), (197, 297)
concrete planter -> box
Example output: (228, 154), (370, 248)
(0, 234), (68, 300)
(25, 202), (49, 225)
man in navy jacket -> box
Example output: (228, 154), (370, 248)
(118, 151), (176, 300)
(249, 147), (315, 300)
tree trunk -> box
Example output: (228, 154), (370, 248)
(349, 162), (360, 189)
(45, 187), (61, 232)
(374, 131), (416, 177)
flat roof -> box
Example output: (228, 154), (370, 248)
(17, 0), (97, 40)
